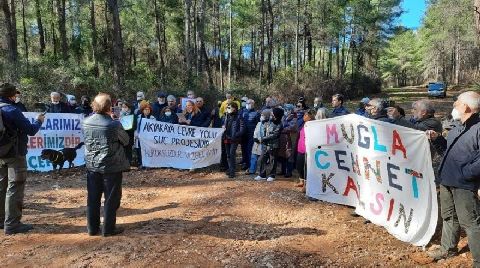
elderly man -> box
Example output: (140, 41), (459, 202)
(411, 99), (442, 132)
(426, 91), (480, 266)
(47, 92), (70, 113)
(365, 98), (390, 122)
(133, 91), (145, 115)
(152, 92), (168, 119)
(313, 96), (323, 110)
(195, 97), (211, 127)
(166, 95), (181, 114)
(83, 93), (130, 237)
(241, 99), (260, 171)
(330, 94), (349, 117)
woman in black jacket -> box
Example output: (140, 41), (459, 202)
(158, 106), (179, 124)
(179, 100), (203, 127)
(223, 102), (245, 178)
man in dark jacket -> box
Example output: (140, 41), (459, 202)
(47, 92), (71, 113)
(241, 99), (260, 170)
(426, 91), (480, 266)
(0, 83), (44, 235)
(330, 94), (349, 117)
(74, 95), (93, 116)
(83, 93), (130, 237)
(14, 90), (27, 112)
(223, 102), (245, 178)
(195, 97), (212, 127)
(365, 98), (391, 122)
(152, 92), (168, 120)
(411, 99), (442, 132)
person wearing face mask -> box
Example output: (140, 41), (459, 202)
(219, 93), (241, 118)
(47, 91), (71, 113)
(67, 95), (78, 111)
(254, 107), (284, 182)
(240, 99), (260, 171)
(278, 104), (297, 178)
(152, 92), (168, 120)
(223, 102), (246, 178)
(133, 91), (146, 115)
(135, 101), (155, 168)
(426, 91), (480, 266)
(248, 109), (271, 175)
(13, 90), (27, 112)
(119, 102), (135, 164)
(313, 97), (323, 111)
(158, 107), (179, 124)
(74, 95), (93, 116)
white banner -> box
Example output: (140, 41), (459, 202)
(138, 119), (224, 169)
(25, 113), (85, 171)
(305, 114), (437, 246)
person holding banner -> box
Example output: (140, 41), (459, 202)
(0, 83), (45, 235)
(195, 97), (212, 127)
(179, 100), (202, 127)
(83, 93), (129, 237)
(158, 106), (179, 124)
(135, 101), (155, 168)
(223, 102), (245, 178)
(294, 109), (316, 190)
(426, 91), (480, 266)
(329, 94), (349, 117)
(120, 102), (135, 164)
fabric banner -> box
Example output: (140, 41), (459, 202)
(305, 114), (438, 246)
(24, 112), (85, 172)
(138, 119), (224, 169)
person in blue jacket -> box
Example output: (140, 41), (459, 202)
(240, 99), (260, 170)
(0, 83), (44, 235)
(330, 94), (349, 117)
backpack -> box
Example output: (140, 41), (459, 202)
(0, 103), (15, 158)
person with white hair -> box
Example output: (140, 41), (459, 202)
(47, 91), (71, 113)
(410, 99), (442, 132)
(133, 91), (146, 115)
(315, 107), (328, 120)
(166, 95), (181, 114)
(426, 91), (480, 266)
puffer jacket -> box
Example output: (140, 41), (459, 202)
(224, 112), (246, 143)
(83, 114), (130, 173)
(261, 121), (282, 149)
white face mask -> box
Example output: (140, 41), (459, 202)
(226, 108), (232, 114)
(241, 102), (247, 108)
(165, 111), (172, 117)
(52, 101), (59, 105)
(159, 99), (165, 104)
(246, 104), (252, 110)
(451, 108), (461, 121)
(260, 115), (266, 122)
(15, 97), (20, 103)
(137, 95), (144, 101)
(70, 100), (77, 105)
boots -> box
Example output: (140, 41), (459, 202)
(294, 179), (305, 188)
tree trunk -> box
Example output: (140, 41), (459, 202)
(35, 0), (46, 55)
(107, 0), (125, 92)
(154, 0), (165, 81)
(1, 0), (18, 81)
(294, 0), (300, 85)
(228, 0), (232, 89)
(50, 0), (58, 58)
(475, 0), (480, 42)
(215, 1), (224, 92)
(21, 0), (28, 67)
(57, 0), (68, 61)
(10, 0), (17, 58)
(197, 0), (213, 89)
(266, 0), (273, 84)
(90, 0), (99, 77)
(184, 0), (192, 84)
(259, 2), (265, 84)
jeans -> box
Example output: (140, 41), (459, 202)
(249, 154), (259, 174)
(87, 171), (123, 234)
(241, 135), (254, 169)
(226, 143), (239, 176)
(0, 156), (28, 230)
(439, 185), (480, 266)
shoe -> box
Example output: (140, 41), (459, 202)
(245, 169), (252, 175)
(103, 227), (124, 237)
(266, 177), (275, 182)
(5, 223), (33, 235)
(307, 196), (318, 202)
(350, 210), (360, 217)
(426, 247), (457, 261)
(363, 220), (371, 224)
(254, 176), (266, 181)
(228, 174), (235, 179)
(284, 174), (292, 178)
(88, 230), (100, 236)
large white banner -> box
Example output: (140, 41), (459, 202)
(25, 113), (85, 171)
(305, 114), (437, 246)
(138, 119), (224, 169)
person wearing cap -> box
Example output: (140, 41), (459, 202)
(0, 83), (45, 235)
(254, 107), (284, 182)
(223, 102), (245, 178)
(133, 91), (146, 115)
(240, 99), (260, 171)
(14, 90), (27, 112)
(152, 92), (168, 120)
(47, 91), (71, 113)
(75, 95), (93, 116)
(330, 94), (349, 117)
(355, 97), (370, 117)
(67, 95), (78, 111)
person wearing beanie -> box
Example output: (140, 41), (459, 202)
(152, 91), (168, 119)
(223, 102), (246, 178)
(0, 82), (45, 235)
(254, 107), (284, 182)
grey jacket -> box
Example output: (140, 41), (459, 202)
(83, 114), (130, 173)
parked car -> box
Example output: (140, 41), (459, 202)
(426, 82), (447, 98)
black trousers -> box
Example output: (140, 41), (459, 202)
(259, 149), (279, 178)
(226, 143), (239, 176)
(87, 171), (122, 234)
(296, 153), (306, 180)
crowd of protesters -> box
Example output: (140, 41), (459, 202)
(6, 84), (480, 268)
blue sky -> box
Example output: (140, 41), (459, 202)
(400, 0), (426, 29)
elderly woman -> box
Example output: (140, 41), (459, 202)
(135, 101), (155, 168)
(179, 100), (202, 126)
(158, 106), (179, 124)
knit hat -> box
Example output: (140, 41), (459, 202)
(0, 83), (17, 97)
